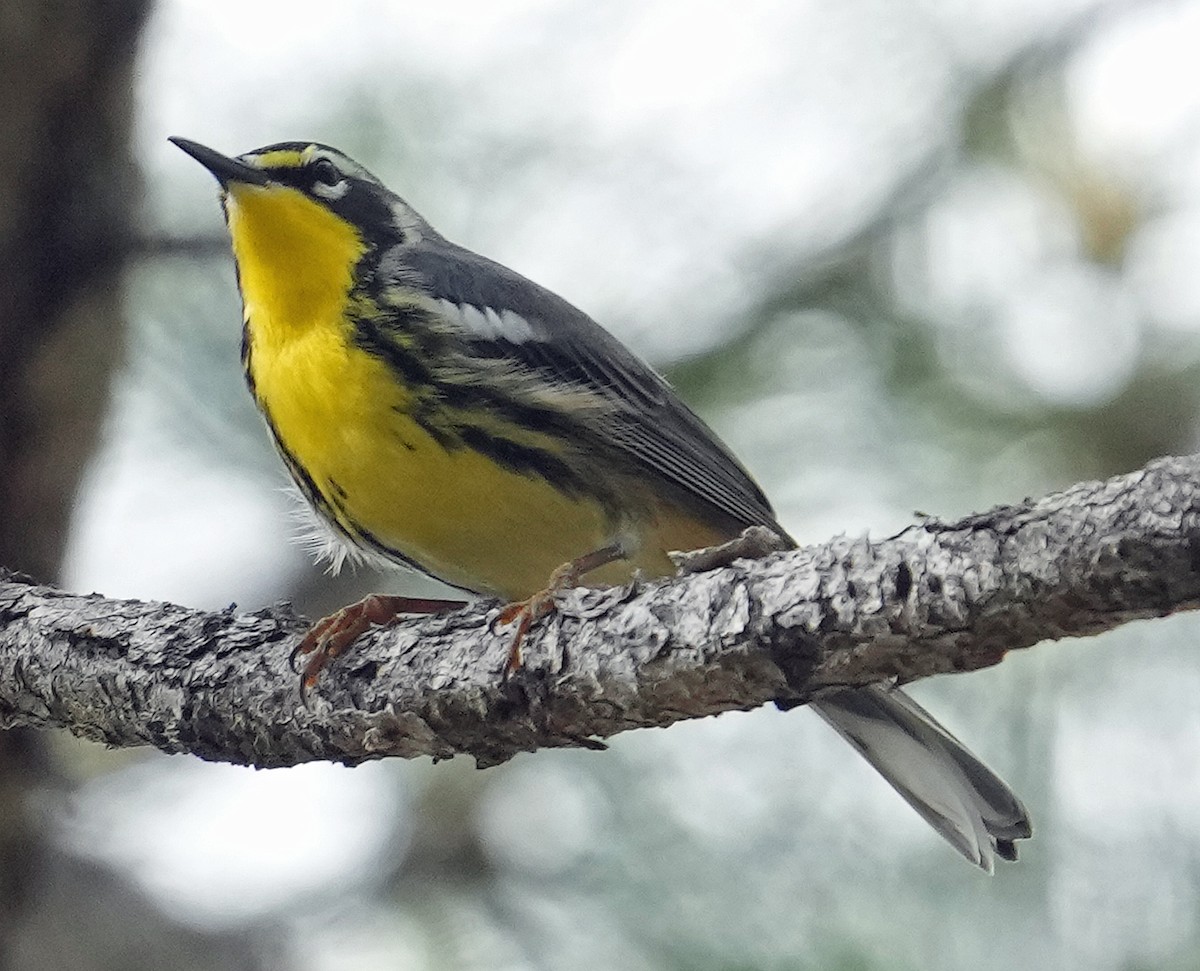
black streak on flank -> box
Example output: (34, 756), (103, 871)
(895, 561), (913, 600)
(435, 378), (586, 440)
(352, 316), (435, 388)
(457, 425), (586, 497)
(275, 436), (341, 531)
(351, 522), (475, 597)
(241, 326), (256, 397)
(354, 522), (426, 572)
(407, 402), (456, 449)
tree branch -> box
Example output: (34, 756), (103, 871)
(3, 453), (1199, 769)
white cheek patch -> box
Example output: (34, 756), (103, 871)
(312, 180), (350, 201)
(441, 299), (535, 343)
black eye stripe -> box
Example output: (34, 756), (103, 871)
(311, 158), (341, 186)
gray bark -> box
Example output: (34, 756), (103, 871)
(2, 452), (1198, 770)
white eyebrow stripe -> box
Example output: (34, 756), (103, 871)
(439, 299), (535, 343)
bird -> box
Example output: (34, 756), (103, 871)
(170, 136), (1032, 871)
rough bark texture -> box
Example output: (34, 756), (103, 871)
(2, 453), (1197, 770)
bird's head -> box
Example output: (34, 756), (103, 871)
(170, 138), (436, 323)
(170, 137), (435, 244)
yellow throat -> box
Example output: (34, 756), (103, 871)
(224, 180), (366, 341)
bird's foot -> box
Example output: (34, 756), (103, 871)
(291, 594), (463, 700)
(492, 543), (626, 676)
(669, 525), (789, 575)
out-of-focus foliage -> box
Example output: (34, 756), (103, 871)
(56, 1), (1200, 969)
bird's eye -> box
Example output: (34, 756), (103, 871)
(311, 158), (341, 187)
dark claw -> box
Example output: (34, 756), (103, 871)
(288, 638), (311, 672)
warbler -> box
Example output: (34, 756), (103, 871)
(171, 136), (1031, 870)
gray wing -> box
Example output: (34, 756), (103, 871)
(401, 240), (1034, 870)
(402, 239), (785, 534)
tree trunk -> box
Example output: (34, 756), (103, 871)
(0, 3), (142, 967)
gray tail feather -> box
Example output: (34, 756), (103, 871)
(811, 684), (1032, 872)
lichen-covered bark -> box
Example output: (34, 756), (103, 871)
(1, 453), (1197, 770)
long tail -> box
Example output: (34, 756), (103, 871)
(811, 684), (1031, 872)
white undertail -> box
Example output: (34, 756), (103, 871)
(812, 684), (1031, 872)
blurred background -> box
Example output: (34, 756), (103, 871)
(4, 0), (1200, 967)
